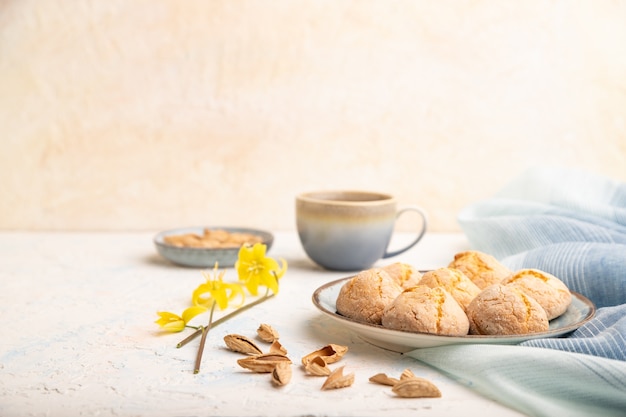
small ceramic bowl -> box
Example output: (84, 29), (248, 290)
(154, 226), (274, 268)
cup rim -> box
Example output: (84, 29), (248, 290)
(296, 190), (395, 205)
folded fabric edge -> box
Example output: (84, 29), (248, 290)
(406, 344), (626, 417)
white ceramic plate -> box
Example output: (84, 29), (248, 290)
(154, 226), (273, 268)
(312, 276), (596, 353)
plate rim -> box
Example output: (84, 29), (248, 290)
(311, 274), (596, 345)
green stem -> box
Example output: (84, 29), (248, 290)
(176, 328), (202, 349)
(194, 302), (216, 374)
(177, 292), (275, 349)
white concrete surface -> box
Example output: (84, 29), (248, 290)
(0, 231), (527, 417)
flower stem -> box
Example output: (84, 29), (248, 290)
(176, 325), (204, 349)
(194, 302), (216, 374)
(177, 292), (275, 349)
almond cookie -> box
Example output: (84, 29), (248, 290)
(381, 262), (422, 289)
(336, 268), (403, 325)
(501, 269), (572, 320)
(467, 284), (549, 335)
(381, 285), (469, 336)
(418, 267), (481, 312)
(448, 250), (512, 289)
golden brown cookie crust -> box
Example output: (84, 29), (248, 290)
(381, 262), (422, 289)
(418, 267), (481, 312)
(381, 285), (469, 336)
(501, 269), (572, 320)
(467, 284), (549, 335)
(448, 251), (513, 289)
(336, 268), (403, 325)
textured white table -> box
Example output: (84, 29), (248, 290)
(0, 231), (526, 417)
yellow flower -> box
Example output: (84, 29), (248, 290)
(235, 243), (287, 296)
(155, 306), (207, 332)
(192, 264), (245, 310)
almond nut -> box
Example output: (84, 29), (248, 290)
(392, 377), (442, 398)
(301, 344), (348, 366)
(304, 356), (331, 376)
(271, 362), (292, 386)
(257, 323), (280, 343)
(237, 353), (292, 373)
(224, 334), (263, 355)
(321, 365), (354, 390)
(369, 373), (400, 386)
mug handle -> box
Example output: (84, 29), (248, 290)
(382, 206), (428, 259)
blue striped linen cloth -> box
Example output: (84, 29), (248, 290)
(406, 167), (626, 417)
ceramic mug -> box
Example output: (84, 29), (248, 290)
(295, 190), (427, 271)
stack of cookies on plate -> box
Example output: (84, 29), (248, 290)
(335, 251), (572, 336)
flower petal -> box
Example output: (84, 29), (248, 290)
(182, 305), (208, 323)
(155, 311), (186, 332)
(223, 282), (245, 308)
(192, 282), (214, 308)
(162, 320), (186, 332)
(260, 272), (279, 295)
(155, 311), (182, 322)
(235, 243), (287, 296)
(251, 242), (267, 258)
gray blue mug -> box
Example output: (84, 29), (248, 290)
(296, 190), (427, 271)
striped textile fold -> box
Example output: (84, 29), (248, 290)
(407, 167), (626, 417)
(408, 345), (626, 417)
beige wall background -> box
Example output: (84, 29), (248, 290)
(1, 0), (625, 232)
